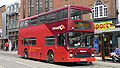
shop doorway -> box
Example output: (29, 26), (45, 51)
(104, 36), (111, 56)
(104, 34), (114, 56)
(98, 34), (114, 57)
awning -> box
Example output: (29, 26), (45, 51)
(94, 28), (120, 34)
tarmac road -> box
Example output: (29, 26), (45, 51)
(0, 50), (120, 68)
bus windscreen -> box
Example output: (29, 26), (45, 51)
(68, 32), (93, 47)
(70, 8), (92, 21)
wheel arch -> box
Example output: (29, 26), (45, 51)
(47, 49), (54, 55)
(24, 48), (28, 52)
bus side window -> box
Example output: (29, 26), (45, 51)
(38, 15), (46, 24)
(45, 36), (55, 46)
(22, 38), (29, 45)
(29, 37), (36, 45)
(57, 33), (66, 46)
(19, 21), (25, 28)
(25, 20), (28, 27)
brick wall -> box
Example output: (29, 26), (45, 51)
(20, 0), (116, 19)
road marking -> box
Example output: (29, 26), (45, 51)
(0, 57), (10, 61)
(16, 61), (37, 68)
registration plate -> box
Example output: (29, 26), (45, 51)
(80, 59), (87, 61)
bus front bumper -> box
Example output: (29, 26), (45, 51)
(67, 57), (95, 62)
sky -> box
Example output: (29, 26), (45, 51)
(0, 0), (20, 7)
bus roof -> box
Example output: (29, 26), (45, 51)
(19, 5), (91, 22)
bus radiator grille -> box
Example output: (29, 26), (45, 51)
(74, 53), (91, 58)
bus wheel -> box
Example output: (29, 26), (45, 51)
(24, 49), (28, 59)
(47, 51), (54, 63)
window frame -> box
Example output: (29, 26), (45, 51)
(92, 4), (108, 19)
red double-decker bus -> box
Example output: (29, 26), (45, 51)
(18, 5), (95, 64)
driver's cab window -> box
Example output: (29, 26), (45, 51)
(57, 33), (66, 46)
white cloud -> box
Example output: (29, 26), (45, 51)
(0, 0), (20, 7)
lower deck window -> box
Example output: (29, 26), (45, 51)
(22, 37), (36, 45)
(45, 36), (55, 45)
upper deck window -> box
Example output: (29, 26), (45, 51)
(19, 21), (25, 28)
(19, 8), (68, 28)
(57, 9), (68, 20)
(70, 8), (92, 21)
(29, 17), (38, 26)
(38, 15), (46, 24)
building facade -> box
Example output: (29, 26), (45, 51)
(1, 12), (7, 49)
(6, 2), (20, 50)
(20, 0), (44, 19)
(20, 0), (54, 19)
(115, 0), (120, 49)
(20, 0), (116, 19)
(0, 5), (6, 49)
(92, 0), (118, 58)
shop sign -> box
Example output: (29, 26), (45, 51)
(94, 21), (115, 30)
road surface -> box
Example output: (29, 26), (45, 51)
(0, 51), (120, 68)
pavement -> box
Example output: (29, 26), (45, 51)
(0, 50), (17, 54)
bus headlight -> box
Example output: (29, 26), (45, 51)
(70, 52), (73, 58)
(91, 53), (95, 57)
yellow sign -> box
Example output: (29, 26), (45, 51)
(94, 21), (115, 30)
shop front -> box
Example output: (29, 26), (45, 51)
(94, 19), (119, 59)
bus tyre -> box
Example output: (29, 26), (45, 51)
(24, 49), (28, 59)
(47, 51), (54, 63)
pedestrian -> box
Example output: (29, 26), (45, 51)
(4, 42), (9, 51)
(11, 42), (15, 51)
(110, 46), (120, 62)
